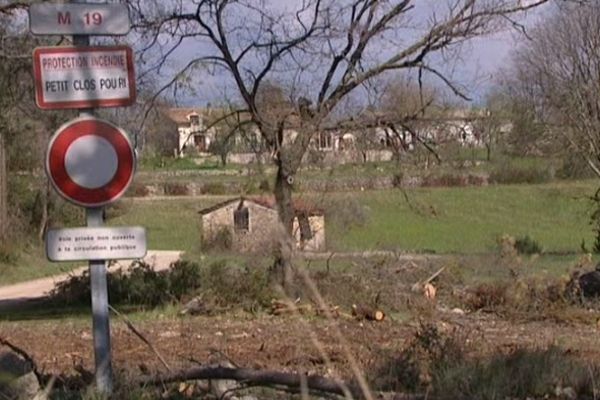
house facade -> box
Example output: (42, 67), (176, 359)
(163, 106), (497, 163)
(199, 197), (325, 253)
(163, 107), (219, 155)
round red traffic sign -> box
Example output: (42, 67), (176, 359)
(46, 116), (135, 207)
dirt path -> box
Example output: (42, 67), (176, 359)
(0, 250), (182, 303)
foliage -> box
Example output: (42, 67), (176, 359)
(200, 260), (274, 312)
(200, 182), (226, 195)
(49, 261), (203, 308)
(489, 163), (552, 184)
(374, 322), (594, 399)
(163, 182), (189, 196)
(514, 235), (543, 255)
(202, 226), (233, 251)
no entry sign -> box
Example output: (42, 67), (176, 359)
(33, 46), (136, 109)
(46, 117), (135, 207)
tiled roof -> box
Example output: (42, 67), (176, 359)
(162, 107), (222, 124)
(199, 196), (324, 216)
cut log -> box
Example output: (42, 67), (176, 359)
(423, 283), (436, 301)
(351, 304), (385, 321)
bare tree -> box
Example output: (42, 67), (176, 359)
(505, 1), (600, 173)
(129, 0), (564, 289)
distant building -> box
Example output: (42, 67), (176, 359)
(163, 107), (220, 155)
(199, 197), (325, 253)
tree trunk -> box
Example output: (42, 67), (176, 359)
(486, 143), (491, 161)
(0, 132), (7, 240)
(271, 161), (296, 292)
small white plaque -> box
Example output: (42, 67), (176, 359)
(46, 227), (147, 262)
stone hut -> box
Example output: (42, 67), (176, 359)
(199, 197), (325, 253)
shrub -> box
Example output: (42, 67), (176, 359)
(557, 153), (596, 180)
(489, 164), (551, 184)
(49, 261), (203, 308)
(422, 173), (468, 187)
(169, 260), (203, 300)
(258, 178), (271, 192)
(200, 182), (226, 195)
(104, 201), (130, 220)
(324, 197), (370, 230)
(202, 227), (233, 251)
(391, 173), (403, 188)
(514, 235), (542, 255)
(434, 347), (592, 400)
(200, 260), (274, 312)
(128, 181), (150, 197)
(0, 243), (19, 265)
(163, 182), (189, 196)
(373, 324), (594, 399)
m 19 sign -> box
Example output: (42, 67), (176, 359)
(29, 3), (130, 36)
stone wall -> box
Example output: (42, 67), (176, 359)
(201, 199), (279, 253)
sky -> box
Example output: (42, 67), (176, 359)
(155, 0), (546, 109)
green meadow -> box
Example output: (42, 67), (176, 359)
(111, 180), (597, 255)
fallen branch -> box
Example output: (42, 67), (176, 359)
(411, 266), (445, 293)
(139, 366), (363, 398)
(0, 336), (41, 382)
(109, 305), (172, 372)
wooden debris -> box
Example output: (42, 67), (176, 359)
(411, 266), (445, 294)
(140, 365), (364, 399)
(423, 283), (436, 300)
(351, 304), (385, 321)
(269, 299), (342, 317)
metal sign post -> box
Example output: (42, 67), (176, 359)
(31, 0), (136, 394)
(73, 16), (112, 395)
(86, 207), (113, 394)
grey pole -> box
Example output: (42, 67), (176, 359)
(72, 3), (114, 393)
(86, 208), (114, 394)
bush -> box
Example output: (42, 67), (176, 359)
(128, 181), (150, 197)
(163, 182), (189, 196)
(50, 261), (203, 308)
(258, 178), (271, 192)
(557, 153), (596, 180)
(422, 173), (468, 187)
(373, 323), (594, 399)
(514, 235), (542, 255)
(202, 227), (233, 251)
(0, 243), (19, 265)
(324, 197), (370, 230)
(200, 260), (274, 312)
(489, 164), (551, 184)
(104, 201), (130, 220)
(200, 182), (226, 195)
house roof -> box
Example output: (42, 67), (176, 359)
(163, 107), (222, 125)
(198, 196), (324, 216)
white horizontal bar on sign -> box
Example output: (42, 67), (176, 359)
(29, 3), (130, 36)
(46, 226), (147, 262)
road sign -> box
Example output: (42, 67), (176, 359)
(46, 116), (135, 207)
(46, 226), (147, 261)
(33, 46), (136, 109)
(29, 3), (130, 36)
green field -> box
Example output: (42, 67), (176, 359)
(327, 180), (596, 253)
(1, 180), (597, 286)
(109, 180), (598, 255)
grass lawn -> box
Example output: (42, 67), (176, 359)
(106, 197), (220, 251)
(326, 180), (597, 254)
(2, 180), (597, 285)
(112, 180), (598, 255)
